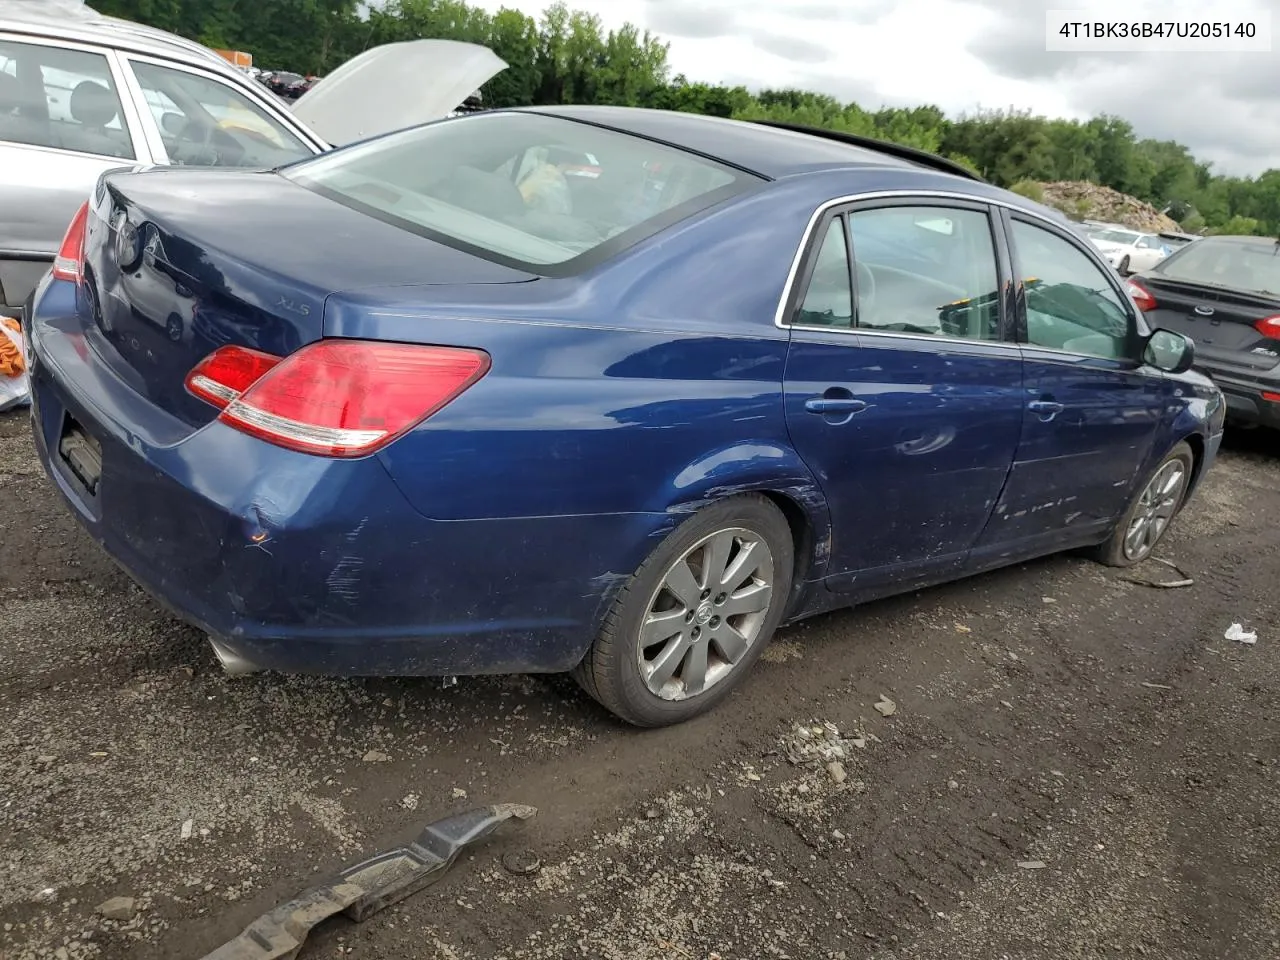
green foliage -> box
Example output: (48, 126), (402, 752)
(1009, 180), (1045, 203)
(1210, 215), (1261, 236)
(89, 0), (1279, 236)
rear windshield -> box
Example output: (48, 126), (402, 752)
(281, 111), (759, 274)
(1156, 238), (1280, 296)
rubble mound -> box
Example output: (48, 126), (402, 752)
(1039, 181), (1180, 232)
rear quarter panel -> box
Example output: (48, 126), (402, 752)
(323, 174), (862, 576)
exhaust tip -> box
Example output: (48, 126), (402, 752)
(209, 636), (260, 677)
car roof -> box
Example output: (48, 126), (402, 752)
(524, 105), (951, 180)
(0, 1), (239, 77)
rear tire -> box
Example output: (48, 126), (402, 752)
(1092, 442), (1194, 568)
(1119, 255), (1131, 275)
(574, 494), (794, 727)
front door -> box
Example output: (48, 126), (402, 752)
(781, 199), (1025, 597)
(978, 212), (1164, 550)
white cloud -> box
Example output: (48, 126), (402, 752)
(472, 0), (1276, 175)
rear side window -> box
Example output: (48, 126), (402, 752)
(796, 217), (854, 328)
(848, 205), (1001, 342)
(129, 60), (312, 169)
(0, 39), (134, 159)
(282, 111), (760, 274)
(1156, 237), (1280, 297)
(1011, 219), (1133, 359)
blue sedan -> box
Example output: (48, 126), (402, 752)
(26, 106), (1225, 727)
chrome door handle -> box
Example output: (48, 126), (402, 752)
(805, 398), (868, 414)
(1027, 400), (1064, 419)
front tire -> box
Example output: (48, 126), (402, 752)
(1093, 442), (1194, 567)
(1119, 255), (1131, 275)
(574, 494), (794, 727)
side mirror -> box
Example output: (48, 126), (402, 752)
(1144, 328), (1195, 374)
(160, 112), (184, 136)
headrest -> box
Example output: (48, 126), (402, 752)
(70, 79), (118, 127)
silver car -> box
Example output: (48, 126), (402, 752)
(0, 0), (506, 317)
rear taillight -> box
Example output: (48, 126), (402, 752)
(1254, 315), (1280, 339)
(186, 345), (282, 409)
(1126, 278), (1156, 312)
(51, 201), (90, 284)
(186, 341), (490, 457)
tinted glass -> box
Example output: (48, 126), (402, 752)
(1012, 220), (1133, 359)
(796, 217), (853, 328)
(1155, 237), (1280, 297)
(283, 112), (758, 270)
(847, 205), (1001, 341)
(1097, 229), (1140, 244)
(0, 39), (133, 159)
(130, 61), (311, 168)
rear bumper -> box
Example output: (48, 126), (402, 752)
(1200, 366), (1280, 428)
(26, 278), (659, 676)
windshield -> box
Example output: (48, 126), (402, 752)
(282, 111), (759, 273)
(1096, 229), (1140, 244)
(1156, 238), (1280, 296)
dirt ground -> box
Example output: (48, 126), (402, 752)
(1, 406), (1277, 960)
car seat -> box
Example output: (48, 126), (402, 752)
(0, 70), (51, 148)
(65, 80), (128, 157)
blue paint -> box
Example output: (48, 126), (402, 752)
(26, 111), (1222, 677)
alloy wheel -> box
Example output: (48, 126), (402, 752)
(636, 527), (775, 701)
(1122, 459), (1187, 561)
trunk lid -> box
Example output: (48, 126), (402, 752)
(80, 168), (534, 428)
(1139, 274), (1280, 374)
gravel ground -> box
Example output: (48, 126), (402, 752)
(1, 407), (1277, 960)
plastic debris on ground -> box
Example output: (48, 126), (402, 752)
(0, 318), (29, 412)
(1120, 557), (1194, 589)
(1225, 623), (1257, 645)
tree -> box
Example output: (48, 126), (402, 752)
(88, 0), (1280, 237)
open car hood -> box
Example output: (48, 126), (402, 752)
(290, 39), (507, 147)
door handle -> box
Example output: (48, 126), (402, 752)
(1027, 399), (1064, 418)
(805, 397), (868, 414)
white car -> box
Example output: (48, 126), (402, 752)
(1087, 228), (1173, 275)
(0, 0), (507, 317)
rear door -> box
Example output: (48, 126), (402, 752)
(983, 211), (1165, 547)
(781, 197), (1024, 597)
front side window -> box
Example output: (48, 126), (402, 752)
(282, 111), (759, 272)
(129, 60), (312, 168)
(847, 205), (1002, 342)
(795, 217), (853, 328)
(0, 39), (133, 159)
(1011, 219), (1133, 360)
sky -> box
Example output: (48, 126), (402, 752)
(470, 0), (1278, 177)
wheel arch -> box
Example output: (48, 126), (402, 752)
(659, 441), (833, 615)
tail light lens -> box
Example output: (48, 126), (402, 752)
(186, 345), (282, 409)
(51, 201), (90, 284)
(185, 340), (490, 457)
(1254, 316), (1280, 340)
(1126, 278), (1156, 312)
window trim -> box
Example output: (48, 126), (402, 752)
(788, 209), (855, 331)
(777, 190), (1060, 330)
(782, 193), (1017, 350)
(0, 32), (150, 163)
(118, 50), (326, 165)
(1002, 208), (1147, 366)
